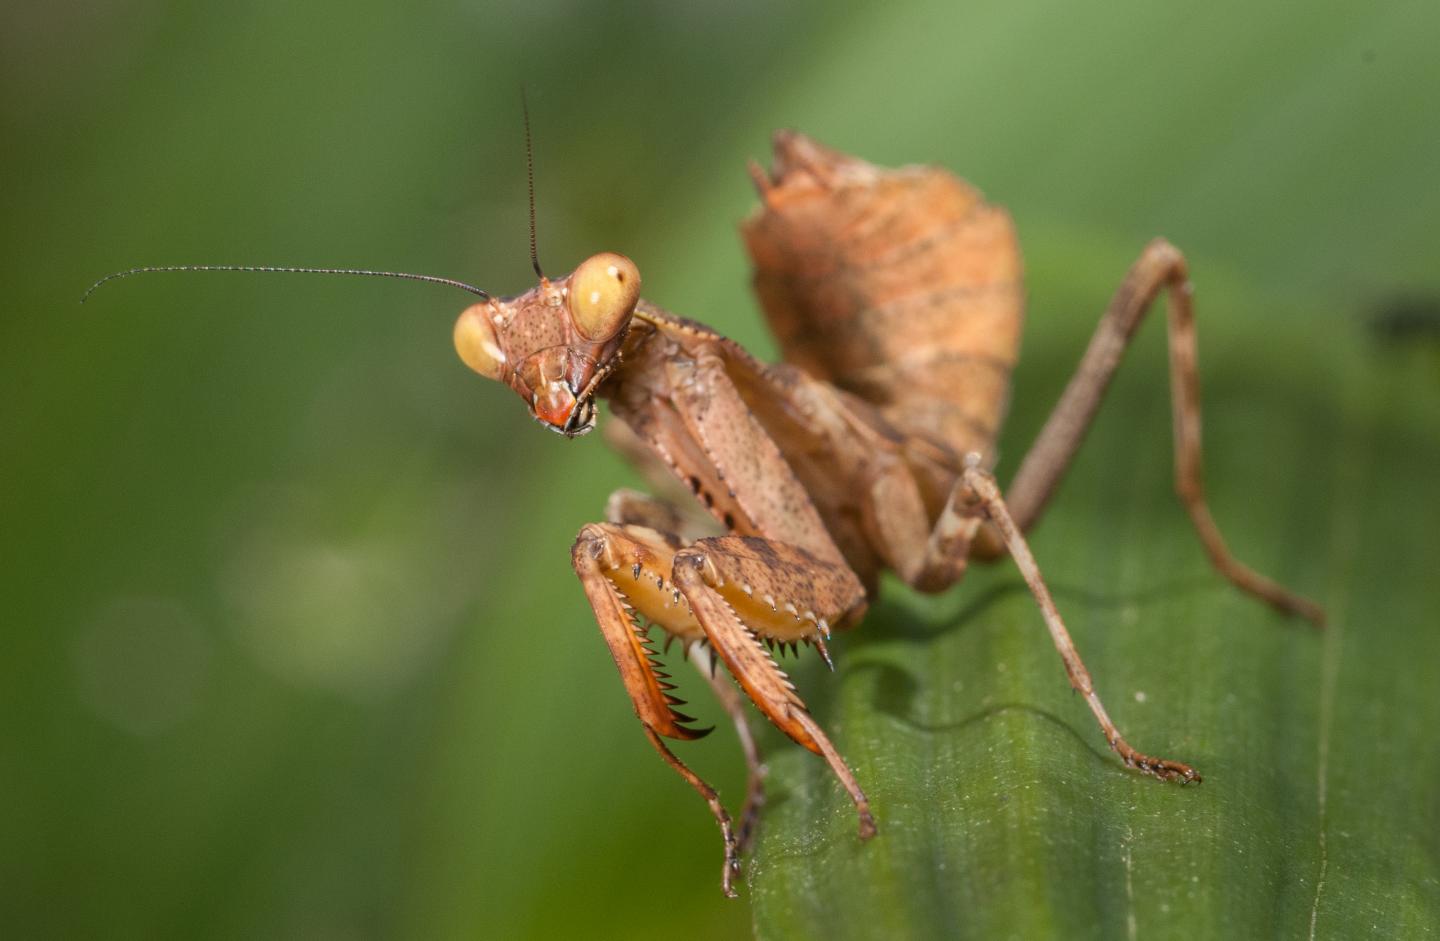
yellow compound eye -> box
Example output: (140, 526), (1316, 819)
(568, 252), (641, 340)
(453, 303), (506, 380)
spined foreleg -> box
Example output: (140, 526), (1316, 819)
(602, 489), (768, 853)
(572, 522), (740, 894)
(671, 534), (876, 839)
(572, 517), (874, 894)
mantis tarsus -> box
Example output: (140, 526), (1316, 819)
(92, 131), (1323, 897)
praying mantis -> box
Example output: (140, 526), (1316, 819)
(90, 131), (1323, 897)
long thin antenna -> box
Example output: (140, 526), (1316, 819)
(521, 87), (544, 281)
(83, 265), (490, 303)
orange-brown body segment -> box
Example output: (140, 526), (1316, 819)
(743, 131), (1025, 462)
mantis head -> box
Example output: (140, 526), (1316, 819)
(84, 102), (636, 438)
(452, 252), (641, 437)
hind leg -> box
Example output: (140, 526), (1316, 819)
(1003, 239), (1322, 624)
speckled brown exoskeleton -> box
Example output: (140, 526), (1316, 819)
(88, 132), (1323, 897)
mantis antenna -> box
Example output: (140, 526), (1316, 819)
(86, 95), (552, 303)
(522, 87), (544, 281)
(82, 264), (491, 303)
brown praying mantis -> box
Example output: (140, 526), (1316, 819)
(89, 131), (1323, 897)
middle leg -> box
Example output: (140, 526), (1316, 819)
(958, 462), (1200, 781)
(860, 454), (1201, 781)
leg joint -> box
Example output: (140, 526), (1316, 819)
(571, 524), (612, 568)
(672, 548), (716, 588)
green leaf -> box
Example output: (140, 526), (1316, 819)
(744, 252), (1440, 938)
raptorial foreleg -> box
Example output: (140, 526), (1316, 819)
(602, 489), (767, 853)
(599, 340), (879, 842)
(572, 522), (740, 895)
(671, 534), (876, 839)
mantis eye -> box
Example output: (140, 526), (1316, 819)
(568, 252), (641, 340)
(453, 303), (507, 380)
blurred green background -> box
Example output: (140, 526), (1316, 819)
(3, 1), (1437, 938)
